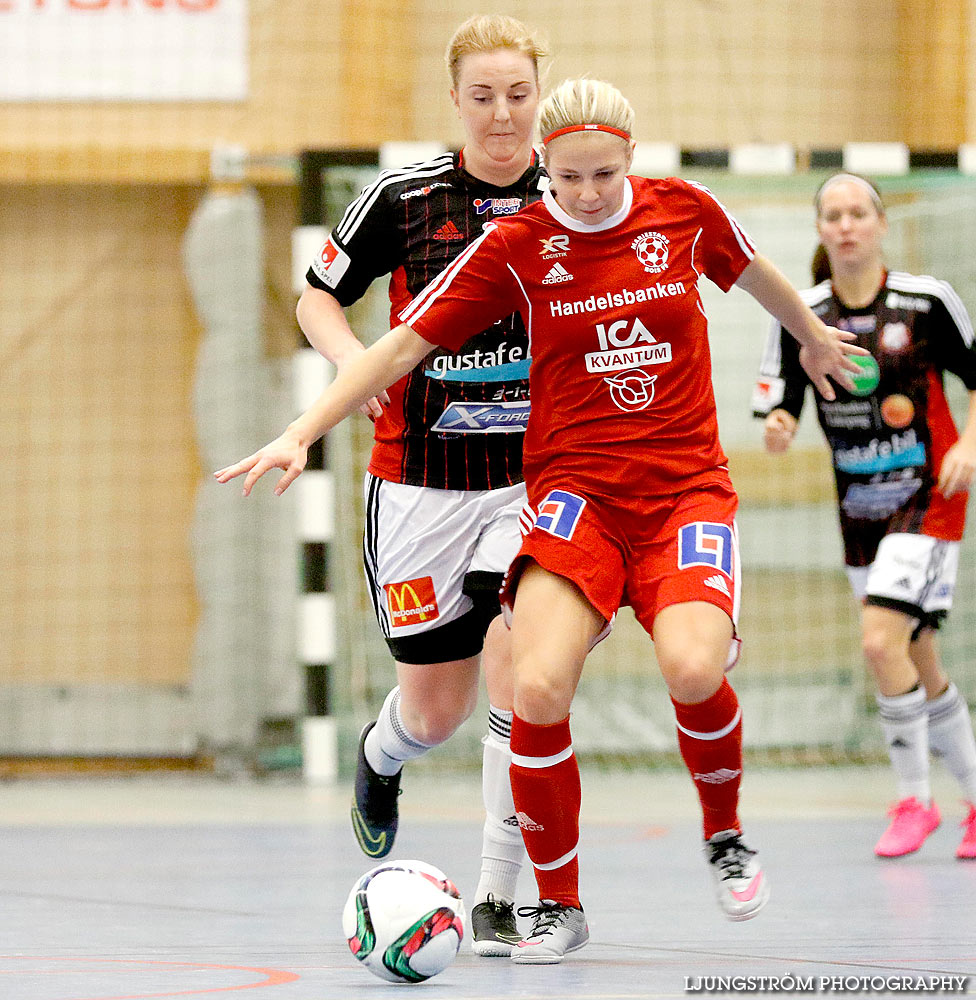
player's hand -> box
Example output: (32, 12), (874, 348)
(214, 429), (309, 497)
(937, 438), (976, 499)
(799, 325), (868, 401)
(359, 389), (391, 422)
(763, 409), (797, 453)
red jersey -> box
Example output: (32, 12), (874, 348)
(401, 176), (755, 500)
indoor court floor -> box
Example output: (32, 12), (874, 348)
(1, 765), (974, 999)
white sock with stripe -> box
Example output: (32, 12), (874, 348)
(475, 706), (524, 906)
(365, 686), (434, 777)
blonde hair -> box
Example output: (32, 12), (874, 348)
(539, 79), (635, 143)
(445, 14), (548, 88)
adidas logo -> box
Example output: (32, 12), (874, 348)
(693, 767), (742, 784)
(542, 262), (573, 284)
(703, 574), (730, 598)
(503, 814), (520, 827)
(890, 737), (911, 749)
(514, 810), (544, 832)
(894, 576), (912, 590)
(433, 221), (464, 241)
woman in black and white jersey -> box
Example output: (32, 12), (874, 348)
(755, 172), (976, 860)
(295, 14), (549, 953)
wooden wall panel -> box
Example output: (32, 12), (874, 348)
(408, 0), (906, 149)
(0, 186), (202, 685)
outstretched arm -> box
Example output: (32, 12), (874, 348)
(737, 253), (867, 400)
(215, 322), (432, 496)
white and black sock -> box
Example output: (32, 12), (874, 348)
(365, 686), (434, 777)
(927, 682), (976, 803)
(877, 685), (930, 804)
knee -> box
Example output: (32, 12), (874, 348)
(861, 627), (897, 675)
(660, 655), (723, 705)
(513, 667), (572, 725)
(401, 690), (478, 746)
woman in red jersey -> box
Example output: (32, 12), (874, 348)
(217, 79), (865, 963)
(756, 173), (976, 861)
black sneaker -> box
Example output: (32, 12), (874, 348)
(350, 722), (401, 858)
(470, 894), (522, 957)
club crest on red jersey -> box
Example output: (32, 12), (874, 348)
(632, 231), (670, 274)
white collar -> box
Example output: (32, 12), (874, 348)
(542, 177), (633, 233)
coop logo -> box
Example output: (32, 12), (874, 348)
(532, 489), (586, 541)
(385, 577), (440, 628)
(309, 236), (351, 288)
(632, 230), (670, 274)
(539, 234), (570, 259)
(604, 369), (657, 411)
(585, 318), (672, 374)
(886, 291), (931, 313)
(678, 522), (734, 578)
(473, 197), (522, 215)
(399, 182), (452, 200)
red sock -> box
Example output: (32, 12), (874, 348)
(672, 678), (742, 840)
(509, 714), (581, 908)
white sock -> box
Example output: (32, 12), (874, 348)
(474, 706), (524, 906)
(877, 686), (931, 804)
(364, 686), (434, 777)
(927, 683), (976, 803)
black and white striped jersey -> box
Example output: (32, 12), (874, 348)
(307, 150), (546, 491)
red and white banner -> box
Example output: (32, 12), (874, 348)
(0, 0), (247, 100)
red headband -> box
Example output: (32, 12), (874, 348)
(542, 124), (632, 146)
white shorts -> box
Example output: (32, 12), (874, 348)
(363, 473), (526, 663)
(846, 532), (959, 621)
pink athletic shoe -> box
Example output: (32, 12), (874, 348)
(956, 804), (976, 860)
(874, 797), (940, 858)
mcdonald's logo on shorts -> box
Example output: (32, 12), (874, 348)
(384, 576), (440, 628)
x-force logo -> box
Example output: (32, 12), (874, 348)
(385, 576), (440, 628)
(539, 234), (570, 258)
(604, 368), (657, 411)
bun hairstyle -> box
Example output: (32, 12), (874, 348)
(539, 78), (634, 146)
(446, 14), (548, 88)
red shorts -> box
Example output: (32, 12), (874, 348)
(501, 475), (740, 642)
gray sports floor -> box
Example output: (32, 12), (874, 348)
(2, 766), (974, 999)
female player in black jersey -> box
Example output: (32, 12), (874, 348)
(296, 14), (547, 953)
(756, 172), (976, 859)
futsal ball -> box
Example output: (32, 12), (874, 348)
(342, 859), (465, 984)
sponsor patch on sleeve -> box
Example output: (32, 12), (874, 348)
(751, 375), (785, 414)
(309, 235), (351, 289)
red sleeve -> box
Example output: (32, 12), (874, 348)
(398, 223), (521, 351)
(685, 180), (756, 292)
